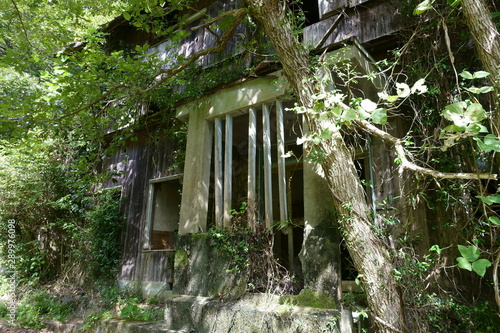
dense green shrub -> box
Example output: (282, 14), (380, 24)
(0, 138), (123, 284)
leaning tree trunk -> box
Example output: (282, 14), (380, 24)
(461, 0), (500, 133)
(461, 1), (500, 312)
(244, 1), (408, 331)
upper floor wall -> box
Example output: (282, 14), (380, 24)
(105, 0), (403, 77)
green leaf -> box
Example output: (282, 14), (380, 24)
(480, 194), (500, 205)
(330, 106), (343, 117)
(456, 257), (472, 271)
(372, 108), (388, 125)
(442, 124), (464, 133)
(479, 86), (494, 93)
(341, 108), (357, 122)
(473, 71), (490, 79)
(472, 259), (492, 277)
(386, 95), (399, 103)
(465, 123), (487, 134)
(460, 71), (474, 80)
(448, 0), (460, 7)
(442, 102), (467, 125)
(457, 245), (480, 262)
(488, 216), (500, 226)
(464, 103), (486, 123)
(123, 11), (131, 21)
(414, 0), (435, 15)
(429, 244), (441, 254)
(320, 129), (333, 140)
(474, 135), (500, 153)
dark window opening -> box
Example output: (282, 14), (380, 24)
(150, 179), (182, 250)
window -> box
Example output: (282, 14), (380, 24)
(144, 176), (182, 250)
(208, 99), (304, 277)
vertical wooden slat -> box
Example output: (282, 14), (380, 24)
(214, 118), (224, 228)
(276, 100), (288, 222)
(223, 114), (233, 226)
(143, 183), (154, 250)
(248, 108), (257, 224)
(262, 104), (273, 228)
(276, 100), (293, 270)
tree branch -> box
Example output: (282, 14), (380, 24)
(354, 119), (497, 180)
(52, 8), (246, 122)
(135, 8), (246, 96)
(52, 84), (130, 122)
(10, 0), (33, 48)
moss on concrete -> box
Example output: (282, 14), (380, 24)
(279, 289), (337, 309)
(174, 249), (189, 270)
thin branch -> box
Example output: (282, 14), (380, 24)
(10, 0), (34, 48)
(191, 8), (245, 31)
(52, 84), (130, 122)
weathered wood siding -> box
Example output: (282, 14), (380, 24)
(102, 123), (181, 284)
(149, 0), (246, 69)
(305, 1), (401, 49)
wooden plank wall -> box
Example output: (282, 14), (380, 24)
(102, 124), (181, 284)
(304, 1), (401, 49)
(151, 0), (247, 70)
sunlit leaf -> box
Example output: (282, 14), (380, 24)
(360, 99), (377, 112)
(396, 83), (411, 98)
(372, 108), (387, 125)
(341, 108), (357, 122)
(411, 78), (427, 94)
(414, 0), (435, 15)
(473, 71), (490, 79)
(488, 216), (500, 226)
(457, 245), (480, 262)
(456, 257), (472, 271)
(472, 259), (492, 277)
(460, 71), (474, 80)
(464, 103), (486, 122)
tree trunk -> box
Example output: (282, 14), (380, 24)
(461, 0), (500, 133)
(244, 1), (408, 331)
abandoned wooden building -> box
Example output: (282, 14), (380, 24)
(99, 0), (458, 331)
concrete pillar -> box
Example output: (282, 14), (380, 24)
(178, 109), (213, 234)
(299, 153), (342, 299)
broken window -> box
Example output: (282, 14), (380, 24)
(145, 176), (182, 250)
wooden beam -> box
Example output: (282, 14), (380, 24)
(214, 117), (224, 228)
(262, 103), (273, 228)
(248, 108), (257, 224)
(223, 114), (233, 227)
